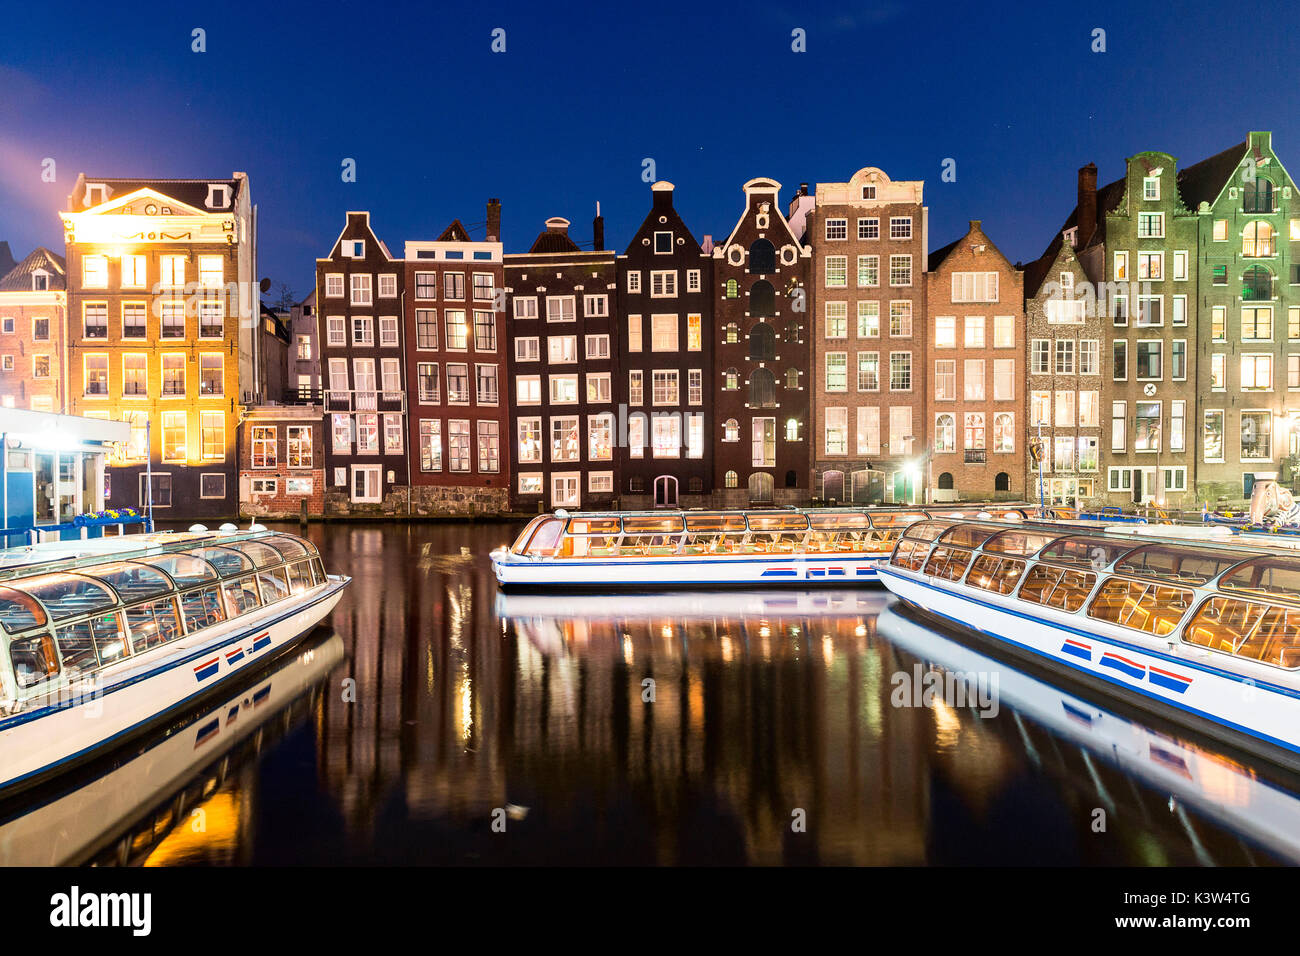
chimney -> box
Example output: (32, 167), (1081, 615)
(486, 198), (501, 242)
(798, 183), (809, 196)
(651, 180), (674, 210)
(1076, 163), (1098, 248)
(593, 201), (605, 251)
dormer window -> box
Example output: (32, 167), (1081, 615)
(32, 272), (49, 292)
(862, 185), (876, 200)
(1143, 176), (1160, 201)
(206, 184), (231, 209)
(343, 239), (365, 258)
(1063, 226), (1079, 249)
(84, 183), (109, 207)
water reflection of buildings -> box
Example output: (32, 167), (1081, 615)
(310, 523), (1297, 864)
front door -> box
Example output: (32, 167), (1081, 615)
(551, 473), (580, 509)
(350, 465), (381, 503)
(654, 475), (678, 508)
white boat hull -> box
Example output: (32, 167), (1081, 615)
(877, 565), (1300, 765)
(492, 551), (890, 589)
(0, 576), (349, 794)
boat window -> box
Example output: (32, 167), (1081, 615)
(259, 535), (311, 560)
(873, 512), (929, 530)
(311, 559), (326, 585)
(257, 568), (291, 605)
(938, 524), (1001, 549)
(890, 540), (929, 572)
(1219, 556), (1300, 603)
(743, 531), (805, 554)
(567, 517), (622, 535)
(138, 554), (219, 588)
(1037, 537), (1134, 570)
(1184, 597), (1300, 668)
(810, 512), (873, 531)
(1087, 577), (1193, 636)
(10, 633), (59, 688)
(622, 516), (685, 534)
(523, 519), (565, 557)
(900, 519), (957, 543)
(88, 562), (173, 603)
(124, 598), (182, 652)
(1114, 545), (1256, 587)
(684, 514), (748, 533)
(179, 587), (226, 633)
(225, 540), (284, 569)
(923, 546), (974, 582)
(965, 555), (1026, 594)
(1017, 565), (1097, 612)
(982, 529), (1061, 557)
(194, 546), (256, 578)
(223, 575), (262, 615)
(286, 562), (311, 595)
(55, 613), (126, 674)
(746, 514), (808, 532)
(0, 586), (46, 634)
(510, 516), (548, 554)
(20, 574), (118, 622)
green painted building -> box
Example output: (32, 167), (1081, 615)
(1190, 132), (1300, 504)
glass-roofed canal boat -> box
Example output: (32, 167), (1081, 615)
(876, 518), (1300, 771)
(0, 528), (348, 795)
(491, 505), (1034, 590)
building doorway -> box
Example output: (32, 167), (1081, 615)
(748, 472), (774, 504)
(822, 470), (845, 503)
(654, 475), (678, 508)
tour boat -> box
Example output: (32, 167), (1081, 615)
(875, 517), (1300, 770)
(876, 603), (1300, 863)
(0, 528), (349, 794)
(490, 505), (1033, 590)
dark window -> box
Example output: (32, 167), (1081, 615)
(785, 323), (801, 344)
(995, 472), (1010, 492)
(749, 367), (776, 407)
(785, 470), (797, 488)
(749, 239), (776, 274)
(750, 280), (775, 317)
(1243, 178), (1274, 213)
(630, 477), (645, 493)
(1243, 265), (1272, 301)
(938, 472), (954, 489)
(688, 477), (703, 493)
(749, 322), (776, 361)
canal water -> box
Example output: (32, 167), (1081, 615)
(7, 521), (1300, 866)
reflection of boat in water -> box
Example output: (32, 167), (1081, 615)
(878, 518), (1300, 771)
(0, 529), (349, 794)
(0, 628), (344, 866)
(497, 588), (892, 657)
(876, 603), (1300, 863)
(491, 506), (1032, 590)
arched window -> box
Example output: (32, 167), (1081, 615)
(1243, 178), (1274, 214)
(749, 239), (776, 274)
(749, 472), (774, 502)
(724, 367), (739, 390)
(749, 367), (776, 407)
(935, 413), (956, 452)
(785, 418), (800, 441)
(725, 278), (739, 298)
(784, 470), (798, 488)
(725, 470), (739, 489)
(1243, 265), (1273, 300)
(785, 322), (801, 344)
(938, 472), (954, 490)
(724, 418), (740, 441)
(749, 322), (776, 361)
(749, 280), (776, 317)
(994, 413), (1015, 453)
(785, 368), (799, 389)
(724, 323), (739, 344)
(995, 472), (1011, 492)
(688, 477), (703, 493)
(1243, 220), (1275, 258)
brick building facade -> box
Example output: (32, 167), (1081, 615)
(0, 247), (67, 414)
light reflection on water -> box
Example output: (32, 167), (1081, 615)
(9, 521), (1300, 866)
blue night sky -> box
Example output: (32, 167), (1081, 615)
(2, 0), (1298, 298)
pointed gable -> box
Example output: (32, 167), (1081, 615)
(437, 220), (472, 243)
